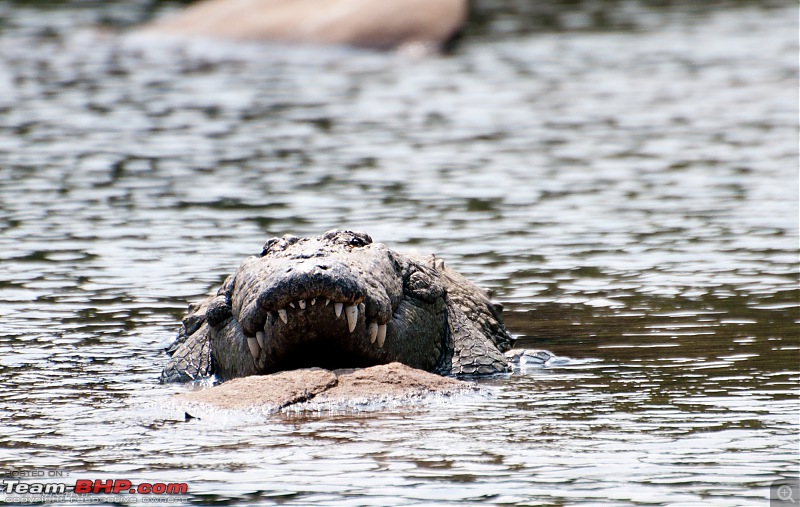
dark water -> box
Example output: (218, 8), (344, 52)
(0, 1), (797, 505)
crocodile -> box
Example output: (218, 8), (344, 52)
(161, 229), (514, 382)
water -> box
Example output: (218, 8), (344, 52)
(0, 1), (797, 505)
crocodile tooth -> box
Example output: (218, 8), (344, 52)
(334, 302), (343, 318)
(278, 309), (288, 324)
(256, 331), (265, 348)
(247, 336), (260, 359)
(324, 298), (330, 306)
(298, 300), (306, 309)
(368, 322), (378, 343)
(310, 298), (316, 306)
(376, 324), (387, 348)
(288, 302), (296, 309)
(345, 304), (358, 333)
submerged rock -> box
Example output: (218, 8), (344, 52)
(139, 0), (467, 53)
(175, 362), (476, 413)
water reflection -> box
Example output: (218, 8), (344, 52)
(0, 1), (797, 505)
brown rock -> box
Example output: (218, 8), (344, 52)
(176, 367), (337, 411)
(140, 0), (467, 51)
(175, 362), (474, 414)
(320, 363), (470, 402)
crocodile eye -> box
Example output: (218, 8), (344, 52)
(261, 234), (299, 256)
(261, 237), (280, 256)
(346, 231), (372, 247)
(323, 229), (373, 248)
(405, 269), (445, 303)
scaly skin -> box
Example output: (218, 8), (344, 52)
(161, 230), (512, 382)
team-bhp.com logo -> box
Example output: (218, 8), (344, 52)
(1, 477), (189, 504)
(74, 480), (188, 495)
(2, 479), (187, 495)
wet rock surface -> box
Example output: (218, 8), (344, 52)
(176, 363), (475, 413)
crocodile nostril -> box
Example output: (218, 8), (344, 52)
(318, 264), (330, 270)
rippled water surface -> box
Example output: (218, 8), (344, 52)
(0, 1), (797, 505)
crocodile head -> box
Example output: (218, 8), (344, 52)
(162, 230), (512, 382)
